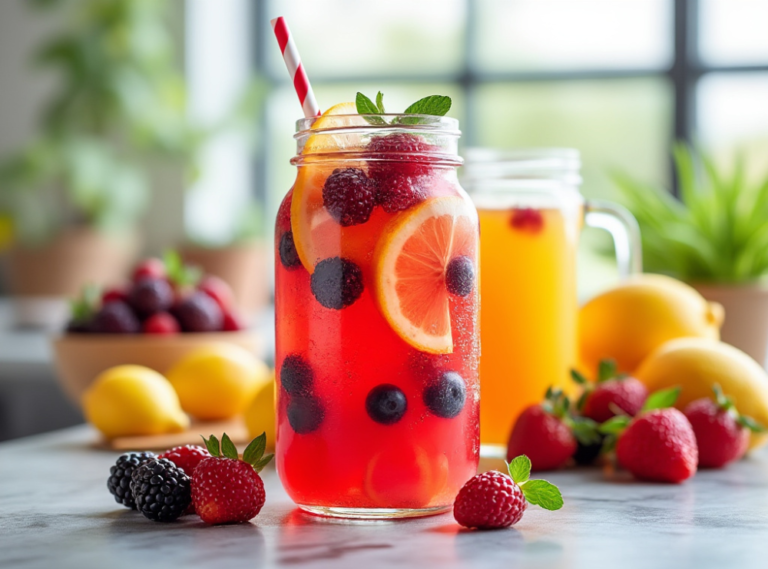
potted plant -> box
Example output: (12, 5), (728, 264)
(0, 0), (198, 328)
(613, 144), (768, 365)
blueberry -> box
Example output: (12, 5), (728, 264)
(279, 230), (302, 270)
(172, 291), (223, 332)
(445, 256), (475, 297)
(423, 372), (467, 419)
(280, 354), (314, 396)
(366, 384), (408, 425)
(92, 301), (140, 334)
(310, 257), (364, 310)
(322, 168), (376, 227)
(287, 396), (324, 434)
(129, 277), (174, 317)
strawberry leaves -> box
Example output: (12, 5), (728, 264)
(201, 432), (274, 472)
(641, 386), (680, 412)
(713, 383), (767, 433)
(507, 455), (564, 511)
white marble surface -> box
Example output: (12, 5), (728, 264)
(2, 426), (768, 569)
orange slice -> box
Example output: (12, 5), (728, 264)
(373, 196), (478, 354)
(302, 102), (366, 154)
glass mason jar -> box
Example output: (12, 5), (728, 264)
(275, 114), (480, 519)
(462, 148), (641, 456)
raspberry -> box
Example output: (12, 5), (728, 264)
(280, 354), (314, 396)
(129, 278), (174, 317)
(198, 275), (234, 313)
(102, 287), (129, 304)
(132, 258), (165, 282)
(107, 452), (156, 509)
(310, 257), (364, 310)
(92, 301), (140, 334)
(374, 173), (428, 213)
(423, 372), (467, 419)
(510, 208), (544, 233)
(159, 445), (211, 476)
(193, 433), (272, 525)
(173, 291), (223, 332)
(131, 458), (192, 522)
(279, 230), (302, 270)
(143, 312), (180, 334)
(445, 256), (475, 297)
(453, 471), (527, 529)
(367, 133), (436, 179)
(322, 168), (376, 226)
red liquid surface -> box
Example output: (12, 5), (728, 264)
(275, 169), (479, 511)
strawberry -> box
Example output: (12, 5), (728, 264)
(684, 384), (765, 468)
(603, 387), (698, 483)
(572, 359), (648, 423)
(192, 433), (273, 525)
(507, 388), (598, 471)
(454, 455), (563, 530)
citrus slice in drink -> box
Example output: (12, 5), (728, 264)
(373, 196), (478, 354)
(292, 102), (387, 272)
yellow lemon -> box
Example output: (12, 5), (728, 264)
(167, 344), (270, 421)
(578, 274), (723, 375)
(82, 365), (188, 439)
(636, 337), (768, 449)
(244, 375), (276, 450)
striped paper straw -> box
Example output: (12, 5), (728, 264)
(271, 16), (321, 118)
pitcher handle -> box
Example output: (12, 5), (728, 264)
(584, 200), (643, 278)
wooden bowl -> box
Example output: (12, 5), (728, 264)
(52, 331), (264, 405)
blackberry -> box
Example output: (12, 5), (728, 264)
(573, 435), (606, 466)
(92, 301), (141, 334)
(322, 168), (376, 227)
(366, 384), (408, 425)
(129, 278), (173, 317)
(287, 396), (325, 434)
(310, 257), (364, 310)
(173, 291), (223, 332)
(130, 458), (192, 522)
(374, 173), (428, 214)
(279, 230), (302, 270)
(280, 354), (314, 396)
(107, 451), (157, 509)
(445, 256), (475, 297)
(423, 371), (467, 419)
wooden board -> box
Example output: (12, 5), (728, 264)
(99, 417), (250, 451)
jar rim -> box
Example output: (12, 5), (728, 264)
(294, 114), (460, 136)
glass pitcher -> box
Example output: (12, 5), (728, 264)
(463, 148), (641, 456)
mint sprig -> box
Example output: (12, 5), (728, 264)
(507, 455), (564, 511)
(355, 91), (452, 126)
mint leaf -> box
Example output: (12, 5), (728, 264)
(243, 432), (267, 466)
(221, 433), (239, 460)
(642, 387), (680, 412)
(570, 369), (589, 385)
(597, 359), (617, 382)
(508, 455), (531, 485)
(403, 95), (451, 116)
(520, 480), (564, 511)
(164, 249), (201, 287)
(355, 92), (387, 125)
(252, 453), (274, 473)
(375, 91), (385, 113)
(201, 435), (220, 457)
(70, 283), (100, 323)
(598, 415), (631, 435)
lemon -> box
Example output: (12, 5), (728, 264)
(578, 274), (723, 375)
(167, 344), (270, 421)
(82, 365), (189, 439)
(244, 375), (276, 450)
(636, 337), (768, 449)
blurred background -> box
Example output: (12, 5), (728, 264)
(1, 0), (767, 440)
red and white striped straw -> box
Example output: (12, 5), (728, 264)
(271, 16), (321, 118)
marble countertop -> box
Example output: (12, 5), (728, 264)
(2, 427), (768, 569)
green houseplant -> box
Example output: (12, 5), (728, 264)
(613, 143), (768, 364)
(0, 0), (199, 325)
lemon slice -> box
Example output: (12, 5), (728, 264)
(373, 196), (478, 354)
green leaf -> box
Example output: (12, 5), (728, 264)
(220, 433), (239, 460)
(252, 453), (274, 473)
(507, 455), (531, 485)
(403, 95), (452, 117)
(597, 359), (617, 382)
(570, 369), (589, 385)
(738, 415), (767, 433)
(601, 434), (618, 454)
(355, 92), (387, 126)
(242, 432), (267, 466)
(520, 480), (564, 511)
(375, 91), (385, 114)
(163, 249), (202, 287)
(571, 417), (601, 446)
(642, 387), (680, 412)
(598, 415), (631, 435)
(201, 435), (220, 457)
